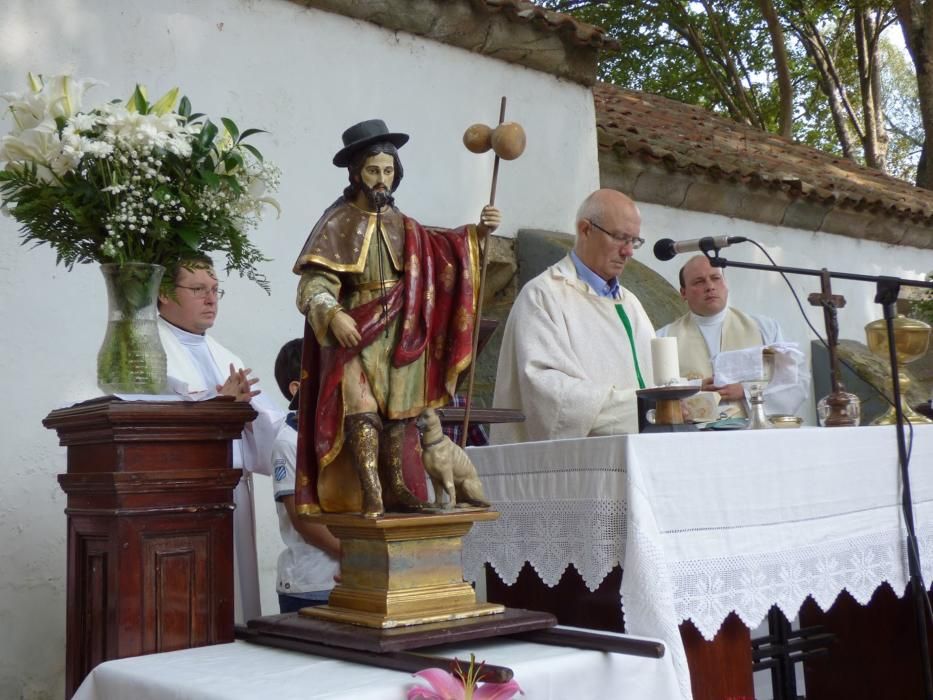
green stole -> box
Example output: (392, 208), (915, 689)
(615, 304), (646, 389)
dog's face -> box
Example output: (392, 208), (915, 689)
(416, 408), (440, 434)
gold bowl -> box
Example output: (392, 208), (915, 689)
(864, 315), (931, 425)
(769, 415), (803, 429)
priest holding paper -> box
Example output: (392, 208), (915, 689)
(656, 254), (809, 417)
(492, 189), (654, 444)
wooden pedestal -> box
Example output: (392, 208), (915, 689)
(303, 511), (504, 628)
(44, 397), (256, 698)
(486, 563), (754, 700)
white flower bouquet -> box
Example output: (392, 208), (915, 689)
(0, 72), (280, 289)
(0, 73), (281, 394)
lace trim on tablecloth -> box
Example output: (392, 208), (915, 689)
(666, 524), (933, 640)
(469, 499), (933, 638)
(463, 499), (626, 589)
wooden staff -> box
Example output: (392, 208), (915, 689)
(459, 97), (508, 447)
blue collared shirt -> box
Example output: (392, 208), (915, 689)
(570, 250), (620, 299)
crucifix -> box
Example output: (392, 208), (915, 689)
(807, 269), (858, 427)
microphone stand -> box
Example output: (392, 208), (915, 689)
(706, 251), (933, 699)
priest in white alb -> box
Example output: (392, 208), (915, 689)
(157, 254), (285, 620)
(656, 254), (809, 417)
(491, 189), (655, 444)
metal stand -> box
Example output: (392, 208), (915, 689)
(705, 251), (933, 699)
(875, 278), (933, 700)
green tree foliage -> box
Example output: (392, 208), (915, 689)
(880, 38), (923, 180)
(546, 0), (922, 182)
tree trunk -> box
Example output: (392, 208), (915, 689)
(792, 19), (860, 158)
(894, 0), (933, 188)
(757, 0), (794, 137)
(855, 6), (889, 170)
(699, 0), (765, 129)
(665, 9), (752, 125)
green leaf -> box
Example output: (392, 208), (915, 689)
(223, 150), (244, 173)
(178, 96), (192, 119)
(177, 227), (201, 250)
(238, 128), (267, 141)
(128, 85), (149, 114)
(241, 144), (263, 162)
(221, 117), (239, 142)
(198, 120), (219, 150)
(151, 87), (180, 116)
(199, 169), (221, 188)
(224, 175), (243, 195)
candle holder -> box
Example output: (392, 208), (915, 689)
(636, 385), (700, 433)
(817, 391), (861, 427)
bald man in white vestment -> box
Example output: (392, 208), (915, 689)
(157, 255), (285, 621)
(492, 189), (655, 444)
(656, 254), (809, 417)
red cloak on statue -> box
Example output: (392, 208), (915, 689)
(294, 214), (479, 513)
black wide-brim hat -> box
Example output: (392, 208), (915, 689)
(333, 119), (409, 167)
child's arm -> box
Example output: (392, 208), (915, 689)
(281, 494), (342, 559)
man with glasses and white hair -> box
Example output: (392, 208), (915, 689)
(492, 189), (655, 444)
(158, 253), (285, 620)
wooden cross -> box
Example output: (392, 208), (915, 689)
(807, 269), (857, 426)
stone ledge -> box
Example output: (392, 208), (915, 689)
(294, 0), (599, 85)
(602, 159), (933, 251)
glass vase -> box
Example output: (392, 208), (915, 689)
(97, 263), (168, 395)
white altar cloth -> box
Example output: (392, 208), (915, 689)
(463, 425), (933, 700)
(71, 632), (681, 700)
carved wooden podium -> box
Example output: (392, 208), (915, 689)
(44, 397), (256, 698)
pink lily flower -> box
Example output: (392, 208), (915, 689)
(407, 656), (523, 700)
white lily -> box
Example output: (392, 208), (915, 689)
(2, 90), (53, 133)
(1, 119), (59, 163)
(39, 73), (105, 120)
(257, 195), (282, 218)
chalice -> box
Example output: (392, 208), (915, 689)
(865, 315), (932, 425)
(742, 348), (775, 430)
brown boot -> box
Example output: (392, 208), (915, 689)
(380, 420), (426, 512)
(344, 413), (384, 518)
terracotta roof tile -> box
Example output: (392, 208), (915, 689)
(595, 82), (933, 225)
(479, 0), (619, 49)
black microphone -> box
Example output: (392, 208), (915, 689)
(653, 235), (749, 261)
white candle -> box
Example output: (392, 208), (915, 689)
(651, 337), (680, 386)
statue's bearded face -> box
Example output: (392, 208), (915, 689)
(360, 153), (395, 199)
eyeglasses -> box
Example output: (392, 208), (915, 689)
(176, 284), (225, 299)
(588, 220), (645, 249)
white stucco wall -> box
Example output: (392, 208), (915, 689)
(0, 1), (599, 696)
(639, 202), (933, 425)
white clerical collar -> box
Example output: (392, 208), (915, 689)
(690, 305), (729, 327)
(160, 317), (208, 347)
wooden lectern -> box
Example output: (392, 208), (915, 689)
(44, 397), (256, 698)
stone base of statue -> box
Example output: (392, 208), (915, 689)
(301, 509), (503, 628)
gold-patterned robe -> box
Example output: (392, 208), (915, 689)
(292, 198), (480, 512)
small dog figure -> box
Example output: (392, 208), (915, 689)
(415, 408), (489, 509)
